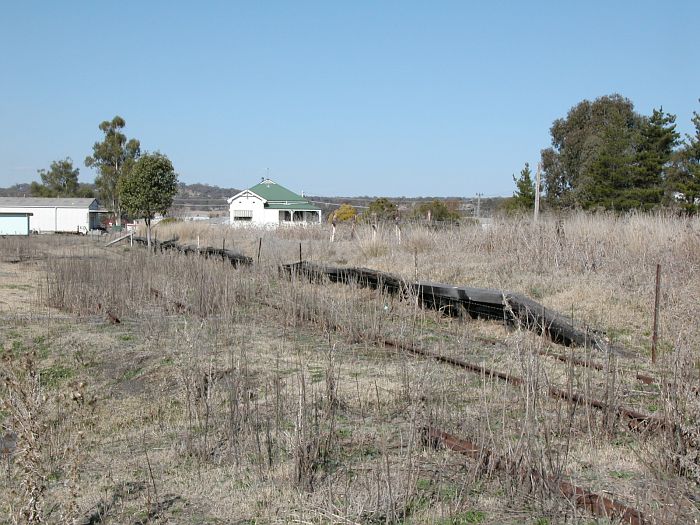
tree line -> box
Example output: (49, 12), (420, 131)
(327, 197), (463, 224)
(31, 116), (177, 245)
(509, 94), (700, 213)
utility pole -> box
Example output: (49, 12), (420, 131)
(475, 193), (483, 218)
(534, 162), (542, 222)
(651, 264), (661, 364)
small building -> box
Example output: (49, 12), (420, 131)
(0, 197), (106, 233)
(228, 179), (322, 226)
(0, 212), (33, 236)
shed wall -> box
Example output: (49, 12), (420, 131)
(0, 215), (30, 235)
(0, 206), (90, 232)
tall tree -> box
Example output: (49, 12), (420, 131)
(541, 94), (644, 208)
(630, 108), (679, 209)
(30, 158), (80, 197)
(85, 116), (140, 225)
(578, 109), (636, 210)
(119, 152), (178, 247)
(667, 104), (700, 213)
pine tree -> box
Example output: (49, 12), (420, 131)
(505, 163), (536, 212)
(629, 108), (679, 209)
(580, 112), (635, 210)
(668, 105), (700, 213)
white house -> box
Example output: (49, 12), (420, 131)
(228, 179), (322, 226)
(0, 197), (106, 233)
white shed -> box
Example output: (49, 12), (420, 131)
(227, 179), (322, 227)
(0, 197), (106, 233)
(0, 212), (33, 236)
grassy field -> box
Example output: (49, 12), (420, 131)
(0, 212), (699, 524)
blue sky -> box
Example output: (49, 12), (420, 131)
(1, 1), (698, 197)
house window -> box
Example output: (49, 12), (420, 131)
(233, 210), (253, 221)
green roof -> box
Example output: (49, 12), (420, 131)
(248, 179), (320, 210)
(249, 179), (305, 202)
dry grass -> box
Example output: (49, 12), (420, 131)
(0, 212), (699, 524)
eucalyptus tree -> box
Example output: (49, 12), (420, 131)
(540, 94), (642, 209)
(85, 116), (140, 225)
(30, 158), (80, 197)
(541, 95), (680, 211)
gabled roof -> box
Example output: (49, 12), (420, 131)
(248, 179), (305, 202)
(228, 179), (320, 210)
(0, 197), (98, 208)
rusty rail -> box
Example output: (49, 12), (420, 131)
(424, 427), (649, 525)
(384, 339), (665, 431)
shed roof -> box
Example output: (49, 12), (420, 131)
(0, 197), (97, 208)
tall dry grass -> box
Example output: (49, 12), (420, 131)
(3, 212), (699, 523)
(151, 212), (700, 352)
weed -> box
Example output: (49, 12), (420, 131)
(39, 364), (73, 387)
(438, 510), (486, 524)
(121, 366), (143, 381)
(416, 478), (431, 491)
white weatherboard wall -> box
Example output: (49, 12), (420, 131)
(229, 193), (278, 226)
(0, 214), (31, 235)
(0, 206), (89, 232)
(0, 198), (101, 233)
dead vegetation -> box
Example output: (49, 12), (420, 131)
(0, 212), (699, 524)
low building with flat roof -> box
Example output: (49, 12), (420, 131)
(0, 197), (107, 233)
(0, 212), (33, 235)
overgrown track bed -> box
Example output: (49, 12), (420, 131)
(112, 234), (253, 266)
(276, 267), (671, 431)
(3, 233), (699, 524)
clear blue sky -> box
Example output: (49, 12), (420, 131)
(1, 1), (698, 197)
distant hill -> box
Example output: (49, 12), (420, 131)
(0, 183), (32, 197)
(176, 182), (240, 199)
(171, 183), (241, 215)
